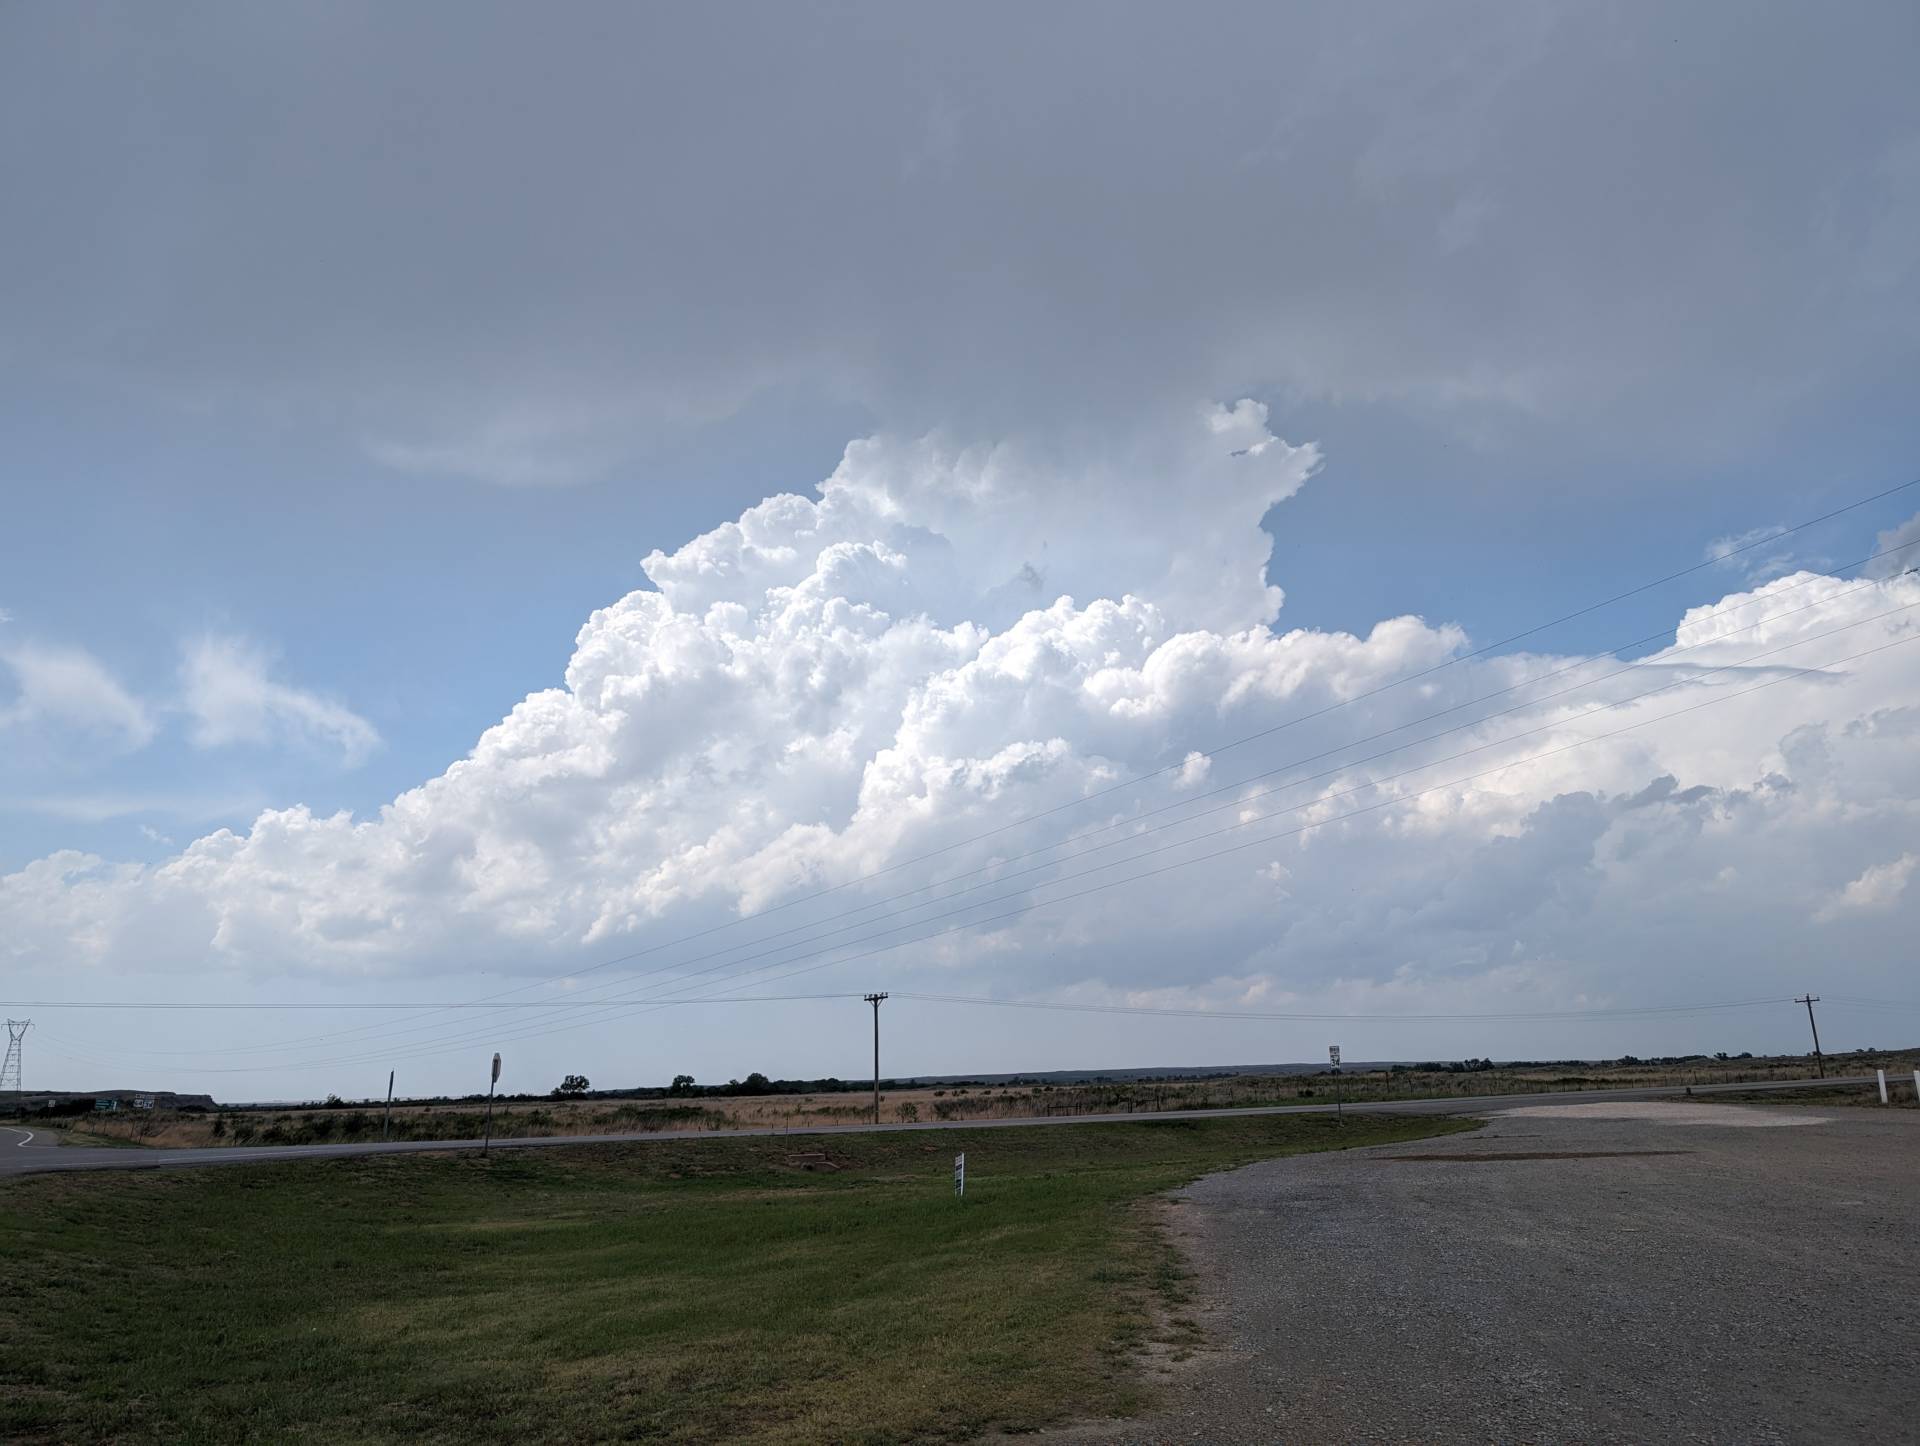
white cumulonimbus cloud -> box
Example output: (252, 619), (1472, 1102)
(4, 407), (1919, 1031)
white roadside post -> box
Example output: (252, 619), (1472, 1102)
(1330, 1044), (1343, 1125)
(485, 1052), (502, 1155)
(1877, 1069), (1889, 1105)
(1913, 1069), (1919, 1105)
(954, 1152), (966, 1200)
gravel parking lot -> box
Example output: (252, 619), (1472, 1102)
(1043, 1102), (1918, 1444)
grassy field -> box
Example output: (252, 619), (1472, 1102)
(1703, 1080), (1920, 1109)
(41, 1046), (1915, 1151)
(0, 1112), (1472, 1444)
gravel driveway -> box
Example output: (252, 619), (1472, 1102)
(1039, 1102), (1918, 1444)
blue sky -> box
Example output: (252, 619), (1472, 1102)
(3, 2), (1918, 1098)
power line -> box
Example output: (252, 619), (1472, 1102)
(74, 520), (1918, 1071)
(207, 625), (1915, 1076)
(196, 484), (1918, 1062)
(892, 992), (1800, 1023)
(22, 990), (1829, 1083)
(159, 570), (1914, 1070)
(581, 588), (1917, 1005)
(7, 993), (867, 1012)
(317, 597), (1918, 1058)
(156, 625), (1917, 1076)
(640, 475), (1919, 922)
(478, 626), (1920, 1049)
(29, 493), (1918, 1079)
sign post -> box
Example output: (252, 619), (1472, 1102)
(954, 1152), (966, 1199)
(1330, 1045), (1343, 1124)
(383, 1069), (394, 1142)
(485, 1052), (501, 1156)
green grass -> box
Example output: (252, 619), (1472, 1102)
(0, 1112), (1474, 1444)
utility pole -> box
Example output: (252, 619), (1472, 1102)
(1, 1020), (28, 1102)
(1795, 995), (1824, 1078)
(864, 993), (888, 1125)
(383, 1070), (394, 1141)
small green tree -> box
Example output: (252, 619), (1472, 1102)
(669, 1074), (695, 1096)
(554, 1074), (590, 1096)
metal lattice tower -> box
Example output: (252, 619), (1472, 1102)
(1, 1019), (28, 1097)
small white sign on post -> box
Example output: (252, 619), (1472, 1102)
(1329, 1045), (1341, 1066)
(491, 1052), (502, 1085)
(954, 1152), (966, 1199)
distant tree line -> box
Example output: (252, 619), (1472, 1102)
(667, 1073), (869, 1098)
(40, 1044), (1902, 1124)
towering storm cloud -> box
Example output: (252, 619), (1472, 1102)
(3, 2), (1917, 1087)
(7, 407), (1917, 1047)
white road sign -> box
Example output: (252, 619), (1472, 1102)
(954, 1152), (966, 1198)
(1329, 1045), (1341, 1066)
(491, 1052), (502, 1084)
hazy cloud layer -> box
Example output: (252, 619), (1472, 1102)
(180, 636), (381, 766)
(3, 1), (1915, 484)
(0, 642), (153, 749)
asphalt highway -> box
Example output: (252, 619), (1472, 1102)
(0, 1074), (1874, 1178)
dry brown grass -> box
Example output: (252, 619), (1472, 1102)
(56, 1046), (1917, 1150)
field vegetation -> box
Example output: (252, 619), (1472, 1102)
(1, 1111), (1473, 1443)
(33, 1046), (1916, 1150)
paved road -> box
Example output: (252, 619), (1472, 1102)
(1, 1125), (66, 1162)
(1043, 1100), (1919, 1445)
(0, 1075), (1874, 1178)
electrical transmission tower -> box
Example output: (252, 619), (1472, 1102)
(2, 1019), (28, 1099)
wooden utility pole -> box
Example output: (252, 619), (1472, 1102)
(1795, 995), (1824, 1078)
(864, 993), (888, 1125)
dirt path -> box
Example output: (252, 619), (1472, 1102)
(1033, 1103), (1919, 1444)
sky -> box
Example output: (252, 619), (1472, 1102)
(3, 1), (1918, 1101)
